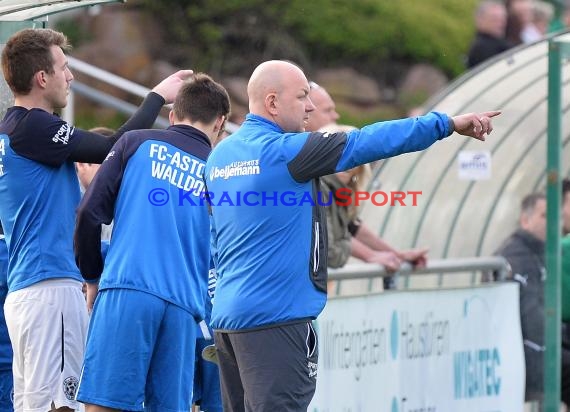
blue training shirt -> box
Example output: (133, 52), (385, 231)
(206, 112), (453, 331)
(74, 125), (211, 318)
(0, 108), (84, 292)
(0, 94), (165, 293)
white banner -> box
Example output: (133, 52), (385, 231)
(309, 282), (524, 412)
(457, 150), (492, 180)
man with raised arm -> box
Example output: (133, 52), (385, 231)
(0, 28), (192, 412)
(205, 60), (499, 411)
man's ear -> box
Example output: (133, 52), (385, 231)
(265, 93), (278, 116)
(34, 71), (48, 89)
(213, 115), (226, 135)
(520, 214), (528, 229)
(168, 110), (176, 126)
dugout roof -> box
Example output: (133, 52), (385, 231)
(0, 0), (124, 21)
(361, 30), (570, 263)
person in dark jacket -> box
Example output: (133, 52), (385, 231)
(319, 124), (427, 290)
(496, 192), (570, 407)
(467, 0), (513, 68)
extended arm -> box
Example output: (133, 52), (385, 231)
(70, 70), (194, 163)
(287, 111), (500, 182)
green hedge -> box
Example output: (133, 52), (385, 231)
(137, 0), (480, 77)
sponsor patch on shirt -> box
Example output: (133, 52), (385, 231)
(209, 159), (260, 181)
(52, 123), (74, 145)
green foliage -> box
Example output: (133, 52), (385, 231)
(283, 0), (480, 75)
(337, 103), (404, 127)
(73, 110), (127, 131)
(137, 0), (480, 77)
(54, 18), (92, 47)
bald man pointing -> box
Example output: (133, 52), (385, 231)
(205, 60), (499, 411)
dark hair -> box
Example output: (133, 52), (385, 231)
(2, 28), (70, 95)
(521, 192), (546, 216)
(173, 73), (230, 124)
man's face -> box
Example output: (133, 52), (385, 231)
(521, 198), (547, 241)
(273, 70), (315, 132)
(306, 86), (340, 132)
(45, 45), (73, 110)
(562, 191), (570, 235)
(480, 4), (507, 38)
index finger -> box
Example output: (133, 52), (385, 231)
(479, 110), (501, 118)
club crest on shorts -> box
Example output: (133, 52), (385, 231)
(63, 376), (79, 400)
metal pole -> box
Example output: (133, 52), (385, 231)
(545, 0), (564, 33)
(544, 38), (563, 412)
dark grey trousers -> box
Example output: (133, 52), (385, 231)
(214, 321), (318, 412)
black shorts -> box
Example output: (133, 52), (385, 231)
(214, 321), (318, 412)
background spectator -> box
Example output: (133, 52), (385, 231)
(467, 0), (512, 68)
(496, 192), (570, 407)
(506, 0), (544, 45)
(319, 124), (428, 290)
(531, 1), (554, 37)
(305, 81), (340, 133)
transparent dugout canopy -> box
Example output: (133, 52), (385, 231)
(0, 1), (124, 117)
(361, 30), (570, 260)
(0, 0), (123, 21)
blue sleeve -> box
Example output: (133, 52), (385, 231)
(10, 92), (165, 167)
(285, 111), (452, 182)
(335, 111), (452, 171)
(69, 92), (166, 164)
(9, 109), (82, 167)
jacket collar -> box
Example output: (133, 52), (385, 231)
(514, 228), (545, 253)
(167, 124), (211, 148)
(244, 113), (283, 133)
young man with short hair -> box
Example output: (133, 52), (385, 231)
(0, 28), (192, 411)
(74, 73), (230, 412)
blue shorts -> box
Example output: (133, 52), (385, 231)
(0, 369), (13, 411)
(193, 338), (222, 412)
(77, 288), (197, 412)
